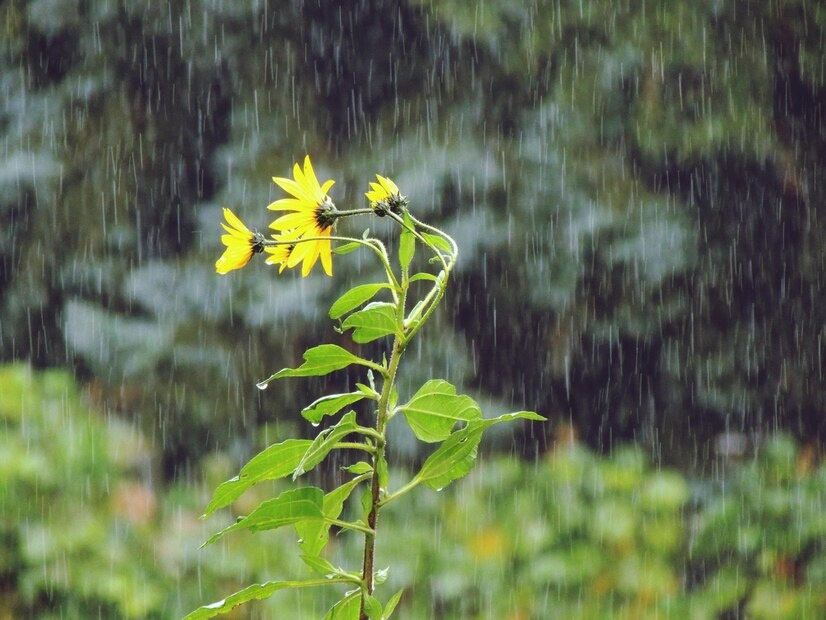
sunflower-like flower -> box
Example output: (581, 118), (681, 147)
(366, 174), (407, 216)
(264, 231), (296, 273)
(215, 208), (264, 274)
(268, 155), (337, 277)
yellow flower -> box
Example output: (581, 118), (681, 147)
(366, 174), (406, 216)
(215, 208), (263, 274)
(268, 155), (336, 277)
(264, 232), (296, 273)
(365, 174), (400, 206)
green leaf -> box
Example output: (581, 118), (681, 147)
(341, 302), (399, 343)
(263, 345), (372, 383)
(302, 392), (367, 424)
(333, 241), (363, 255)
(363, 594), (383, 619)
(356, 382), (380, 399)
(324, 592), (361, 620)
(293, 411), (360, 479)
(299, 554), (337, 576)
(202, 487), (324, 546)
(344, 461), (373, 475)
(183, 579), (332, 620)
(399, 379), (481, 443)
(420, 232), (452, 253)
(414, 411), (545, 490)
(408, 272), (438, 283)
(297, 475), (366, 556)
(383, 589), (404, 618)
(329, 283), (390, 319)
(399, 211), (416, 273)
(377, 453), (390, 490)
(203, 438), (313, 517)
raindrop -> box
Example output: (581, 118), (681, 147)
(255, 381), (269, 391)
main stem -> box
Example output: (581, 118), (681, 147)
(359, 333), (405, 619)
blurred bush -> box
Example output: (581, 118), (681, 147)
(3, 0), (826, 474)
(3, 364), (823, 618)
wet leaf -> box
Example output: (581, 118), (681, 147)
(263, 345), (373, 382)
(302, 392), (368, 424)
(203, 439), (313, 517)
(293, 411), (360, 478)
(183, 579), (331, 620)
(399, 380), (481, 443)
(202, 487), (324, 547)
(413, 411), (545, 490)
(341, 302), (399, 343)
(329, 283), (390, 319)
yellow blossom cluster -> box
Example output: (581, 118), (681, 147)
(215, 155), (403, 277)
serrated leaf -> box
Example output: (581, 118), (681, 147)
(203, 439), (313, 517)
(399, 379), (481, 443)
(329, 283), (389, 319)
(399, 211), (415, 273)
(297, 475), (366, 556)
(383, 589), (404, 618)
(293, 411), (360, 479)
(420, 232), (452, 253)
(333, 241), (363, 255)
(183, 579), (330, 620)
(302, 392), (367, 424)
(262, 345), (371, 383)
(341, 302), (399, 343)
(413, 411), (546, 491)
(202, 487), (324, 547)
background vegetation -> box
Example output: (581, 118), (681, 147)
(1, 0), (825, 617)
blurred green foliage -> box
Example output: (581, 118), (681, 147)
(2, 0), (825, 470)
(2, 364), (824, 618)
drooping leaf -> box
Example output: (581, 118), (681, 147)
(203, 439), (313, 517)
(329, 283), (390, 319)
(420, 232), (453, 253)
(399, 379), (481, 443)
(297, 476), (367, 556)
(202, 487), (324, 547)
(333, 241), (364, 255)
(299, 554), (337, 577)
(414, 411), (546, 490)
(183, 578), (334, 620)
(302, 392), (368, 424)
(261, 345), (372, 383)
(341, 302), (399, 343)
(293, 411), (360, 479)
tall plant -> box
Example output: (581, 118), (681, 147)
(187, 156), (544, 619)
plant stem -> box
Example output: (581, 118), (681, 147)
(359, 333), (405, 619)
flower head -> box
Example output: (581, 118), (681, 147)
(268, 155), (336, 276)
(264, 231), (296, 273)
(366, 174), (407, 216)
(215, 208), (264, 274)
